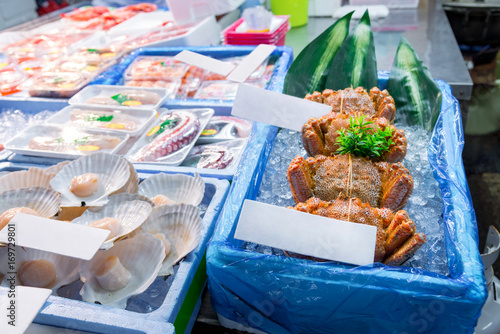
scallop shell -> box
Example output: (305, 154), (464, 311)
(45, 160), (70, 175)
(136, 203), (202, 276)
(0, 186), (61, 223)
(50, 153), (130, 207)
(72, 200), (152, 249)
(0, 168), (54, 193)
(104, 193), (155, 207)
(138, 172), (205, 207)
(110, 159), (139, 196)
(56, 206), (88, 221)
(79, 233), (165, 309)
(0, 246), (80, 292)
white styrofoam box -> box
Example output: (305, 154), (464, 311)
(309, 0), (341, 17)
(166, 0), (245, 24)
(0, 0), (37, 30)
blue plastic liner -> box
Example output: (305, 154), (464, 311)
(206, 78), (487, 334)
(0, 167), (230, 334)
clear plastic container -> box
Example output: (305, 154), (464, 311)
(0, 68), (27, 95)
(124, 78), (181, 98)
(193, 80), (239, 100)
(124, 56), (189, 81)
(24, 72), (90, 98)
(203, 56), (268, 81)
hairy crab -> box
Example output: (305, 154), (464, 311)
(291, 197), (426, 265)
(287, 154), (413, 211)
(305, 87), (396, 122)
(302, 113), (407, 162)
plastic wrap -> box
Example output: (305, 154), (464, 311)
(206, 77), (487, 334)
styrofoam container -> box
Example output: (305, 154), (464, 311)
(0, 163), (230, 334)
(206, 76), (487, 334)
(69, 85), (169, 110)
(125, 108), (214, 165)
(4, 124), (129, 160)
(45, 105), (157, 137)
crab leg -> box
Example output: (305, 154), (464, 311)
(383, 233), (426, 266)
(287, 156), (315, 203)
(384, 220), (416, 258)
(378, 163), (414, 211)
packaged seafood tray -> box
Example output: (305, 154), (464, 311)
(23, 72), (91, 98)
(124, 56), (189, 81)
(206, 77), (487, 334)
(92, 45), (293, 116)
(45, 105), (157, 137)
(69, 85), (168, 110)
(126, 108), (213, 165)
(0, 162), (230, 334)
(123, 78), (181, 98)
(4, 124), (129, 160)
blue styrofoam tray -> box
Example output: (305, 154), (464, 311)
(205, 75), (488, 334)
(1, 46), (293, 180)
(0, 164), (230, 334)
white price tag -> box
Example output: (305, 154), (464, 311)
(234, 200), (377, 266)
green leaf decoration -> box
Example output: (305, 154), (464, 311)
(387, 37), (442, 131)
(325, 10), (377, 90)
(282, 12), (353, 98)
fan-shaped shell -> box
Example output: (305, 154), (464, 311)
(72, 200), (152, 249)
(138, 172), (205, 207)
(0, 246), (80, 292)
(0, 186), (61, 226)
(50, 153), (130, 207)
(104, 193), (155, 207)
(45, 160), (70, 175)
(110, 159), (139, 196)
(136, 203), (202, 276)
(0, 168), (54, 193)
(79, 233), (165, 309)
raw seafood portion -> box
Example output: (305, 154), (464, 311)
(305, 87), (396, 122)
(0, 207), (38, 230)
(182, 145), (234, 169)
(129, 110), (200, 162)
(70, 108), (139, 131)
(27, 72), (89, 98)
(126, 56), (188, 79)
(198, 116), (252, 143)
(287, 154), (413, 211)
(29, 133), (121, 153)
(291, 197), (426, 265)
(85, 90), (160, 106)
(69, 173), (99, 197)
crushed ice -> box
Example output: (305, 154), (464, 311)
(251, 125), (449, 276)
(0, 109), (56, 146)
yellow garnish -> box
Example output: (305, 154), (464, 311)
(77, 145), (100, 151)
(104, 123), (125, 129)
(122, 100), (142, 106)
(147, 125), (160, 137)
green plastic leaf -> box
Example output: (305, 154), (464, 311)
(326, 10), (377, 90)
(387, 37), (442, 131)
(283, 12), (353, 98)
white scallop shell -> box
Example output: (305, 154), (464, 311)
(45, 160), (70, 175)
(136, 203), (202, 276)
(138, 172), (205, 207)
(79, 233), (165, 309)
(0, 246), (80, 292)
(50, 153), (130, 207)
(0, 168), (54, 193)
(105, 193), (155, 207)
(111, 159), (139, 196)
(0, 186), (61, 221)
(72, 200), (152, 249)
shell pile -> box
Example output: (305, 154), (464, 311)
(0, 152), (205, 309)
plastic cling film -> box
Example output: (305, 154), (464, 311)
(206, 78), (487, 334)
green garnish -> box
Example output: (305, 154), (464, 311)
(111, 93), (128, 105)
(85, 113), (114, 122)
(157, 118), (178, 135)
(87, 48), (99, 53)
(74, 136), (89, 145)
(55, 137), (65, 143)
(335, 115), (393, 158)
(53, 77), (64, 84)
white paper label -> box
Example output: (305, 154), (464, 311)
(231, 84), (332, 131)
(0, 213), (109, 260)
(0, 286), (51, 334)
(234, 200), (377, 266)
(226, 45), (276, 83)
(174, 50), (235, 76)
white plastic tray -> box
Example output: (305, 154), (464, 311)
(126, 108), (213, 166)
(46, 105), (157, 137)
(5, 124), (129, 160)
(69, 85), (169, 110)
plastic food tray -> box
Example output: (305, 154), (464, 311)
(46, 105), (157, 137)
(205, 75), (487, 334)
(0, 163), (230, 334)
(69, 85), (169, 110)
